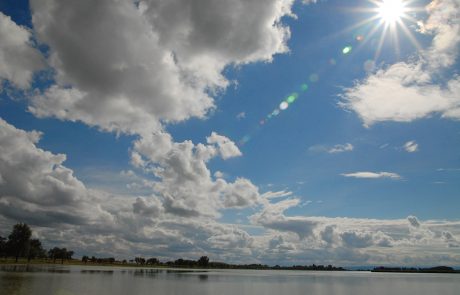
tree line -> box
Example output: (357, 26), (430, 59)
(0, 223), (74, 264)
(372, 266), (459, 273)
(1, 223), (346, 271)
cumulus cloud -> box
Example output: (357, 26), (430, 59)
(404, 140), (419, 152)
(407, 215), (421, 228)
(251, 214), (460, 265)
(251, 198), (317, 239)
(442, 231), (459, 248)
(0, 12), (43, 89)
(132, 197), (163, 217)
(0, 128), (458, 267)
(0, 119), (259, 260)
(341, 0), (460, 126)
(341, 171), (401, 179)
(27, 0), (295, 135)
(340, 231), (393, 248)
(18, 0), (292, 227)
(320, 225), (338, 246)
(0, 118), (110, 226)
(131, 131), (260, 217)
(340, 231), (374, 248)
(206, 132), (242, 160)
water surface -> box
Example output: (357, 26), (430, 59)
(1, 265), (458, 295)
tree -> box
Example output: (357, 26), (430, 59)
(7, 223), (32, 262)
(27, 239), (46, 262)
(146, 258), (159, 265)
(48, 247), (60, 263)
(198, 256), (209, 267)
(135, 257), (146, 265)
(58, 248), (74, 264)
(66, 250), (74, 261)
(0, 236), (6, 259)
(82, 255), (89, 264)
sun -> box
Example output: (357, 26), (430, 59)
(344, 0), (422, 61)
(377, 0), (406, 24)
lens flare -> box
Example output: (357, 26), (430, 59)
(287, 93), (298, 104)
(342, 46), (352, 54)
(309, 74), (319, 82)
(279, 101), (289, 110)
(301, 83), (309, 91)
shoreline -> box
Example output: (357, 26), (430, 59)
(1, 260), (459, 274)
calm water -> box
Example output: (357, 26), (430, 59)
(0, 265), (459, 295)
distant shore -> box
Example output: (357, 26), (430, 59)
(1, 259), (459, 273)
(371, 266), (460, 274)
(0, 258), (344, 271)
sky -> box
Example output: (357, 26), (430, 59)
(0, 0), (459, 266)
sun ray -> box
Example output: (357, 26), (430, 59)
(392, 20), (401, 59)
(374, 23), (390, 61)
(397, 19), (423, 51)
(353, 20), (385, 49)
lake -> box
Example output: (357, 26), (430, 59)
(1, 265), (459, 295)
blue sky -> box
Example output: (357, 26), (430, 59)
(0, 0), (459, 266)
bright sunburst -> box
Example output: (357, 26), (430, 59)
(344, 0), (423, 61)
(377, 0), (406, 24)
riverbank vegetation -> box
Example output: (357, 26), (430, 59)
(0, 223), (74, 264)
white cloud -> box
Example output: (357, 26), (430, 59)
(206, 132), (242, 160)
(328, 143), (354, 153)
(0, 125), (458, 265)
(341, 171), (401, 179)
(0, 118), (112, 226)
(0, 12), (43, 89)
(404, 140), (419, 152)
(251, 198), (318, 239)
(214, 171), (225, 179)
(131, 131), (260, 217)
(309, 143), (354, 153)
(262, 190), (293, 199)
(21, 0), (292, 224)
(27, 0), (295, 135)
(132, 197), (163, 217)
(236, 112), (246, 120)
(341, 0), (460, 126)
